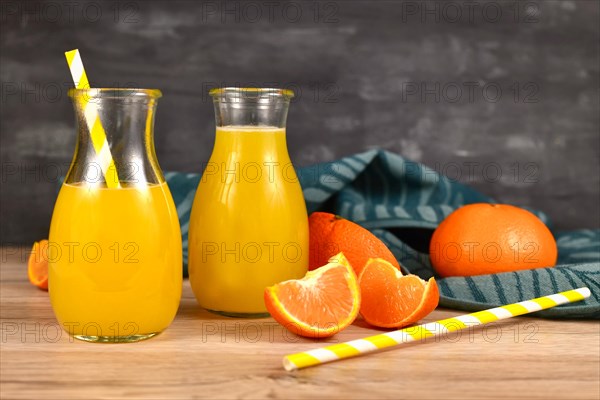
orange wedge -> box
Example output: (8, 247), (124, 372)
(264, 253), (360, 338)
(358, 258), (439, 328)
(28, 240), (49, 290)
(309, 212), (400, 276)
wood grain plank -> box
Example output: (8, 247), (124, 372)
(1, 247), (599, 399)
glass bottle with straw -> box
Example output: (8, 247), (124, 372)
(48, 50), (182, 342)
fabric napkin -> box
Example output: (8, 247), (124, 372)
(166, 149), (599, 319)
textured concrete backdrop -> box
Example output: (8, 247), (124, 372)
(1, 0), (599, 244)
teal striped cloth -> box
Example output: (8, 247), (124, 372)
(166, 149), (599, 319)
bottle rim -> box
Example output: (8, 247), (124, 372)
(68, 88), (162, 99)
(209, 87), (294, 99)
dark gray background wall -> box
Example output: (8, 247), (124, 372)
(1, 0), (599, 244)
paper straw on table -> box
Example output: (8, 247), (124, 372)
(65, 49), (120, 188)
(283, 287), (591, 371)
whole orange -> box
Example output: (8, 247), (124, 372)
(309, 212), (400, 276)
(429, 204), (557, 277)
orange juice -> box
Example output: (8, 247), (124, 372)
(188, 126), (308, 315)
(49, 182), (182, 341)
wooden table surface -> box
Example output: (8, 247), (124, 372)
(1, 247), (599, 400)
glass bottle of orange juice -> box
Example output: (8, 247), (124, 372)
(188, 88), (308, 317)
(49, 88), (182, 342)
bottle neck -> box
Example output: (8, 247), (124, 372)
(66, 89), (163, 187)
(211, 88), (292, 128)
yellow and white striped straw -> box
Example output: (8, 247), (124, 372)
(65, 49), (120, 188)
(283, 287), (591, 371)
